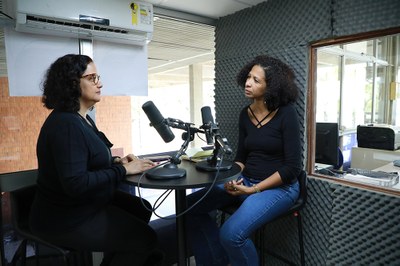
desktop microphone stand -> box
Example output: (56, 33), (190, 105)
(196, 134), (232, 172)
(146, 122), (195, 180)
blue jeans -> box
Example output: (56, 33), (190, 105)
(186, 175), (300, 266)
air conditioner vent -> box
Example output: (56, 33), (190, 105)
(14, 0), (153, 46)
(26, 15), (130, 35)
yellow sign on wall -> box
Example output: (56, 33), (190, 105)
(130, 3), (138, 25)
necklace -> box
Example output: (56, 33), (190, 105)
(248, 106), (274, 128)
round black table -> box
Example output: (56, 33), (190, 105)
(125, 160), (241, 266)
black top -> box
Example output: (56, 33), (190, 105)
(30, 110), (126, 232)
(234, 104), (302, 184)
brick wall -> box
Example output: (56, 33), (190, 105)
(0, 77), (132, 173)
(96, 96), (133, 157)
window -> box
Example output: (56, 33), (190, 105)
(132, 16), (216, 155)
(308, 28), (400, 194)
(131, 62), (216, 156)
(127, 17), (216, 219)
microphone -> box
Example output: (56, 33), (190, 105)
(141, 101), (186, 180)
(200, 106), (214, 145)
(200, 106), (232, 154)
(142, 101), (175, 143)
(196, 106), (232, 171)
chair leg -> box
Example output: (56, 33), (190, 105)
(258, 227), (266, 266)
(79, 251), (93, 266)
(67, 251), (92, 266)
(297, 213), (305, 266)
(34, 242), (42, 266)
(11, 239), (28, 266)
(32, 242), (41, 266)
(64, 252), (72, 266)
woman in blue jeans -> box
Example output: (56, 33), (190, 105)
(186, 55), (302, 266)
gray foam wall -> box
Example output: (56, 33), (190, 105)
(214, 0), (400, 264)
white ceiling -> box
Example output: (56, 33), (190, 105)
(145, 0), (268, 19)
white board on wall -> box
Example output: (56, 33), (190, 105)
(4, 27), (148, 96)
(93, 40), (148, 96)
(4, 27), (78, 96)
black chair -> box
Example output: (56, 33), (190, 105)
(1, 170), (39, 266)
(10, 184), (92, 266)
(220, 170), (307, 266)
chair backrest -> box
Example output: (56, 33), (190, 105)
(10, 185), (75, 257)
(0, 170), (37, 265)
(296, 170), (308, 209)
(0, 169), (38, 193)
(0, 169), (37, 231)
(10, 185), (37, 232)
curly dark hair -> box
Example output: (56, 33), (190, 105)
(236, 55), (299, 111)
(41, 54), (93, 112)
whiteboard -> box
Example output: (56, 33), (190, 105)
(93, 41), (148, 96)
(4, 27), (78, 96)
(5, 27), (148, 96)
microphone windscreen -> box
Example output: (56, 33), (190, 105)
(201, 106), (214, 125)
(142, 101), (175, 143)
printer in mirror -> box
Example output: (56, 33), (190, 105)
(357, 124), (400, 151)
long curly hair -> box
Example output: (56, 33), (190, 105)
(41, 54), (93, 112)
(236, 55), (299, 111)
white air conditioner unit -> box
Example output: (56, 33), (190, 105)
(13, 0), (153, 46)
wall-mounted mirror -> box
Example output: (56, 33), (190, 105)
(308, 28), (400, 193)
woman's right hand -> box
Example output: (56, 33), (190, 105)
(123, 159), (157, 175)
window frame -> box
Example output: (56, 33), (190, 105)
(307, 27), (400, 197)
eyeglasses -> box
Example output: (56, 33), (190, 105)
(81, 73), (101, 85)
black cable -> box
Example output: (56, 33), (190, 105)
(136, 121), (230, 220)
(152, 188), (173, 212)
(196, 132), (207, 143)
(153, 153), (225, 220)
(0, 11), (14, 20)
(137, 153), (226, 220)
(137, 160), (171, 213)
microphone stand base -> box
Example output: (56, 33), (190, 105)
(195, 160), (232, 172)
(145, 164), (186, 180)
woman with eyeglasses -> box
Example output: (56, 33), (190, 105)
(29, 54), (164, 266)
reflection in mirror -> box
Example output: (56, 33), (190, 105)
(311, 30), (400, 191)
(317, 35), (399, 129)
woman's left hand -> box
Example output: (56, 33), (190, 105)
(114, 154), (140, 164)
(123, 158), (157, 175)
(224, 178), (253, 195)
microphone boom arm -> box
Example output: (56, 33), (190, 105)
(164, 118), (204, 165)
(169, 129), (190, 165)
(166, 118), (204, 134)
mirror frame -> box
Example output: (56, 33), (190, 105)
(306, 27), (400, 196)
